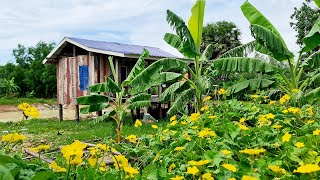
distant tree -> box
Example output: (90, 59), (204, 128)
(201, 21), (241, 59)
(0, 78), (20, 97)
(290, 2), (320, 48)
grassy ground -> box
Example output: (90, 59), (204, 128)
(0, 119), (168, 148)
(0, 98), (57, 105)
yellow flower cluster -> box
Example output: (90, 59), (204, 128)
(112, 155), (139, 178)
(282, 107), (301, 114)
(61, 140), (87, 165)
(239, 148), (266, 155)
(218, 88), (227, 95)
(279, 94), (290, 104)
(187, 166), (199, 175)
(250, 94), (259, 99)
(29, 144), (50, 153)
(295, 142), (305, 148)
(188, 160), (210, 166)
(268, 165), (286, 174)
(239, 124), (249, 130)
(313, 129), (320, 135)
(306, 106), (314, 115)
(222, 163), (237, 172)
(202, 96), (211, 102)
(49, 162), (67, 172)
(134, 120), (142, 128)
(201, 105), (209, 112)
(170, 176), (184, 180)
(282, 132), (291, 143)
(294, 164), (320, 173)
(198, 128), (216, 138)
(221, 150), (232, 155)
(1, 133), (27, 143)
(190, 113), (201, 122)
(126, 134), (137, 143)
(18, 103), (40, 118)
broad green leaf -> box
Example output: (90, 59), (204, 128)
(164, 33), (184, 53)
(126, 93), (151, 110)
(80, 103), (110, 114)
(241, 0), (287, 46)
(77, 94), (111, 105)
(199, 44), (213, 62)
(122, 49), (149, 86)
(167, 89), (196, 115)
(305, 86), (320, 104)
(166, 10), (199, 58)
(188, 0), (206, 50)
(227, 79), (275, 95)
(302, 16), (320, 52)
(31, 171), (55, 180)
(0, 164), (14, 180)
(89, 77), (120, 93)
(160, 81), (190, 102)
(210, 57), (274, 73)
(91, 110), (116, 125)
(314, 0), (320, 9)
(142, 164), (158, 180)
(303, 51), (320, 69)
(219, 41), (256, 58)
(251, 24), (294, 61)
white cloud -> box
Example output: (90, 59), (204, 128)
(0, 0), (308, 64)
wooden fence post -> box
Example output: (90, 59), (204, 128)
(75, 104), (80, 122)
(59, 104), (63, 121)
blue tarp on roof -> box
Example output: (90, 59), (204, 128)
(69, 37), (176, 58)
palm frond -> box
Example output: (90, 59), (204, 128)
(303, 51), (320, 69)
(219, 41), (256, 58)
(160, 81), (190, 102)
(251, 24), (294, 61)
(167, 89), (196, 116)
(126, 93), (151, 110)
(227, 79), (275, 95)
(199, 44), (213, 63)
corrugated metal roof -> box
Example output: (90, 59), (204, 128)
(68, 37), (176, 58)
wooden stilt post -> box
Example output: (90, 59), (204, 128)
(75, 104), (80, 122)
(59, 104), (63, 121)
(136, 108), (141, 119)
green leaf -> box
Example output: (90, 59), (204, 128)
(305, 86), (320, 104)
(303, 51), (320, 69)
(126, 93), (151, 110)
(160, 81), (190, 102)
(77, 94), (111, 105)
(142, 164), (158, 180)
(199, 44), (213, 63)
(89, 77), (120, 93)
(241, 0), (287, 47)
(167, 89), (196, 115)
(31, 171), (55, 180)
(210, 57), (274, 73)
(122, 49), (149, 86)
(163, 33), (184, 54)
(91, 110), (116, 125)
(0, 164), (14, 180)
(219, 41), (256, 58)
(303, 17), (320, 52)
(80, 103), (110, 114)
(227, 79), (275, 95)
(188, 0), (206, 50)
(315, 0), (320, 8)
(251, 24), (294, 61)
(166, 10), (199, 58)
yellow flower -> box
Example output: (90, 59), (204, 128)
(265, 113), (275, 119)
(242, 175), (258, 180)
(306, 106), (314, 115)
(99, 167), (106, 172)
(272, 124), (282, 129)
(1, 133), (27, 143)
(208, 115), (217, 119)
(198, 128), (216, 138)
(263, 96), (269, 99)
(123, 166), (139, 178)
(287, 107), (302, 114)
(228, 178), (236, 180)
(269, 100), (276, 105)
(202, 173), (214, 180)
(184, 133), (192, 141)
(88, 157), (97, 167)
(239, 124), (249, 130)
(282, 132), (291, 143)
(24, 107), (40, 118)
(18, 103), (31, 111)
(313, 129), (320, 135)
(268, 165), (286, 174)
(239, 118), (246, 123)
(174, 147), (185, 151)
(169, 121), (178, 126)
(61, 140), (86, 165)
(191, 126), (198, 129)
(168, 163), (176, 173)
(49, 162), (66, 172)
(152, 153), (160, 162)
(152, 125), (158, 129)
(188, 160), (210, 166)
(251, 95), (259, 99)
(112, 155), (129, 170)
(201, 106), (209, 112)
(295, 142), (305, 148)
(218, 88), (227, 95)
(203, 96), (212, 102)
(88, 147), (99, 156)
(280, 94), (290, 104)
(170, 175), (184, 180)
(294, 164), (320, 173)
(190, 113), (201, 122)
(170, 115), (177, 122)
(291, 89), (299, 93)
(134, 120), (142, 128)
(97, 143), (109, 151)
(126, 134), (137, 143)
(239, 148), (266, 155)
(222, 164), (237, 172)
(221, 150), (232, 155)
(274, 142), (281, 148)
(181, 121), (188, 125)
(29, 144), (50, 152)
(187, 166), (199, 175)
(307, 120), (315, 124)
(282, 109), (288, 114)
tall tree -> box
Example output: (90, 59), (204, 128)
(201, 21), (241, 59)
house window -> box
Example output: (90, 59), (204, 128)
(79, 66), (89, 90)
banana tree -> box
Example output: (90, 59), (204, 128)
(129, 0), (216, 115)
(207, 0), (320, 104)
(77, 49), (154, 143)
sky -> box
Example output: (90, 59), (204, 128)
(0, 0), (312, 65)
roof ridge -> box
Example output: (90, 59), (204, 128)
(67, 36), (162, 50)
